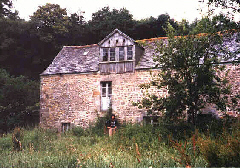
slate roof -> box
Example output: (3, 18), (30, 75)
(41, 32), (240, 76)
(41, 44), (99, 75)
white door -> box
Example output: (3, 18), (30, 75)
(101, 82), (112, 111)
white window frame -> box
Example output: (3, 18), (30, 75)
(101, 81), (112, 111)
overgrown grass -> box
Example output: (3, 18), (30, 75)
(0, 117), (239, 167)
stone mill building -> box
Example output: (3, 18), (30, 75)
(40, 29), (240, 132)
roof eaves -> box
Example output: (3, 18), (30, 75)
(40, 70), (99, 76)
(136, 36), (168, 43)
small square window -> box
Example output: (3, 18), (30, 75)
(119, 47), (125, 61)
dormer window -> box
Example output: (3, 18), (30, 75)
(98, 29), (143, 74)
(119, 47), (125, 61)
(101, 46), (133, 62)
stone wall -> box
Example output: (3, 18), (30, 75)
(222, 64), (240, 116)
(40, 69), (166, 130)
(40, 64), (240, 130)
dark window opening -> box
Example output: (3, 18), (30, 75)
(127, 46), (133, 60)
(62, 123), (70, 132)
(143, 116), (159, 125)
(102, 88), (106, 97)
(103, 48), (108, 61)
(110, 48), (115, 61)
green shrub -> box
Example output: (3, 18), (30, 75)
(0, 69), (39, 132)
(0, 135), (12, 151)
(71, 126), (85, 137)
(197, 123), (240, 167)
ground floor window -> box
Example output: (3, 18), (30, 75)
(101, 81), (112, 111)
(143, 116), (159, 125)
(62, 123), (70, 132)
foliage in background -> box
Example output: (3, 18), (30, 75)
(87, 6), (136, 43)
(0, 0), (16, 18)
(0, 69), (39, 133)
(191, 14), (239, 34)
(0, 1), (239, 79)
(200, 0), (240, 14)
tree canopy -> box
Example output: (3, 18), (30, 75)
(87, 6), (135, 43)
(0, 69), (39, 133)
(136, 24), (239, 124)
(202, 0), (240, 13)
(0, 0), (12, 17)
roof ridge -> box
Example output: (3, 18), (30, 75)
(64, 44), (98, 49)
(63, 29), (239, 48)
(136, 36), (168, 42)
(135, 30), (240, 43)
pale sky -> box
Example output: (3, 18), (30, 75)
(12, 0), (239, 23)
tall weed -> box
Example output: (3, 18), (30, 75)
(197, 122), (240, 167)
(0, 118), (239, 167)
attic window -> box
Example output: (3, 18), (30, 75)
(119, 47), (125, 61)
(103, 48), (108, 61)
(101, 45), (134, 62)
(110, 48), (115, 61)
(127, 46), (133, 60)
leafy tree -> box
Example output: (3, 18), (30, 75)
(0, 0), (11, 17)
(87, 6), (135, 43)
(0, 17), (34, 77)
(191, 14), (239, 34)
(0, 69), (39, 133)
(201, 0), (240, 13)
(156, 14), (178, 36)
(137, 24), (238, 124)
(66, 13), (88, 46)
(0, 0), (19, 19)
(132, 17), (155, 40)
(175, 19), (192, 35)
(29, 3), (70, 77)
(30, 3), (69, 38)
(132, 14), (178, 40)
